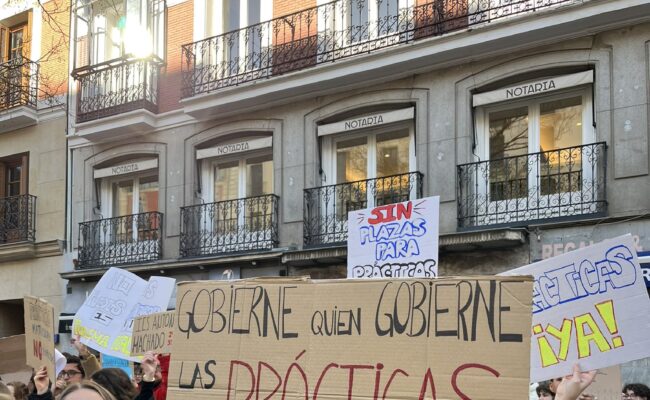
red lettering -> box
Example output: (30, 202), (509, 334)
(227, 360), (255, 400)
(396, 202), (413, 220)
(418, 368), (437, 400)
(384, 204), (397, 223)
(256, 362), (281, 400)
(281, 362), (308, 400)
(382, 368), (409, 400)
(451, 363), (500, 400)
(367, 208), (384, 225)
(313, 363), (339, 400)
(33, 340), (42, 360)
(340, 364), (374, 400)
(373, 363), (384, 400)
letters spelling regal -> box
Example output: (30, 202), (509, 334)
(167, 276), (533, 400)
(501, 235), (650, 382)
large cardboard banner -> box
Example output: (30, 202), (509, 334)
(131, 311), (175, 356)
(24, 296), (56, 382)
(73, 267), (175, 360)
(168, 276), (533, 400)
(0, 334), (28, 375)
(501, 235), (650, 382)
(348, 196), (440, 278)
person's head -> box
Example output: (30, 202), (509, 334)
(6, 382), (28, 400)
(623, 383), (650, 400)
(548, 377), (562, 394)
(59, 382), (116, 400)
(133, 364), (143, 384)
(59, 354), (85, 384)
(536, 382), (555, 400)
(91, 368), (137, 400)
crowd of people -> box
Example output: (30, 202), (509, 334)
(0, 338), (648, 400)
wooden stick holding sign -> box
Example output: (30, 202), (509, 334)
(24, 296), (56, 382)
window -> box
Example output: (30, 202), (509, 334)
(100, 171), (159, 241)
(74, 0), (165, 68)
(0, 154), (29, 243)
(0, 154), (28, 198)
(324, 125), (415, 220)
(474, 88), (595, 222)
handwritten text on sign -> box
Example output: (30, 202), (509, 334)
(501, 235), (650, 381)
(168, 277), (533, 400)
(348, 196), (439, 278)
(24, 296), (56, 382)
(131, 311), (175, 356)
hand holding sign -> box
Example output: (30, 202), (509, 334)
(555, 364), (598, 400)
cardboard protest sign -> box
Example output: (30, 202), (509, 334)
(24, 296), (56, 382)
(348, 196), (440, 278)
(501, 235), (650, 382)
(168, 276), (533, 400)
(0, 334), (28, 375)
(588, 365), (622, 400)
(73, 267), (175, 360)
(131, 311), (174, 356)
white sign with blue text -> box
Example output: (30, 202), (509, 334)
(347, 196), (439, 278)
(501, 235), (650, 382)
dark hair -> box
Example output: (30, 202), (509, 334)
(537, 382), (555, 398)
(63, 353), (85, 378)
(623, 383), (650, 399)
(91, 369), (137, 400)
(6, 382), (29, 400)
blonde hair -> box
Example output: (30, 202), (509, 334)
(59, 381), (117, 400)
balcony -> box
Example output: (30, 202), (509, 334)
(77, 211), (163, 269)
(304, 172), (423, 247)
(457, 142), (607, 229)
(72, 57), (162, 139)
(0, 58), (39, 133)
(180, 194), (279, 258)
(175, 0), (632, 118)
(0, 194), (36, 244)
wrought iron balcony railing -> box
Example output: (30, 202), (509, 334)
(182, 0), (578, 97)
(304, 172), (423, 246)
(0, 58), (38, 111)
(180, 194), (279, 257)
(457, 142), (607, 229)
(77, 211), (163, 269)
(0, 194), (36, 244)
(72, 56), (162, 123)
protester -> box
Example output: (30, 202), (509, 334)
(27, 366), (51, 400)
(91, 369), (138, 400)
(53, 353), (86, 397)
(58, 382), (116, 400)
(537, 381), (555, 399)
(71, 336), (101, 378)
(622, 383), (650, 400)
(6, 382), (29, 400)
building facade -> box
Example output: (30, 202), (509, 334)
(0, 0), (69, 341)
(61, 0), (650, 381)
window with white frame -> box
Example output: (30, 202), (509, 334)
(473, 86), (595, 222)
(199, 139), (274, 237)
(321, 122), (416, 220)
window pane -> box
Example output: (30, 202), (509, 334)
(376, 130), (411, 205)
(214, 161), (239, 201)
(336, 137), (367, 183)
(138, 175), (159, 213)
(112, 180), (133, 217)
(246, 154), (273, 197)
(348, 0), (369, 42)
(489, 107), (529, 200)
(540, 96), (583, 195)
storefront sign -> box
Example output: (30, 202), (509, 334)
(501, 235), (650, 382)
(167, 276), (533, 400)
(318, 107), (414, 136)
(196, 137), (272, 159)
(94, 159), (158, 179)
(473, 70), (593, 106)
(347, 196), (439, 278)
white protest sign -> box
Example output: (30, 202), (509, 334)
(73, 267), (175, 360)
(347, 196), (439, 278)
(501, 235), (650, 381)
